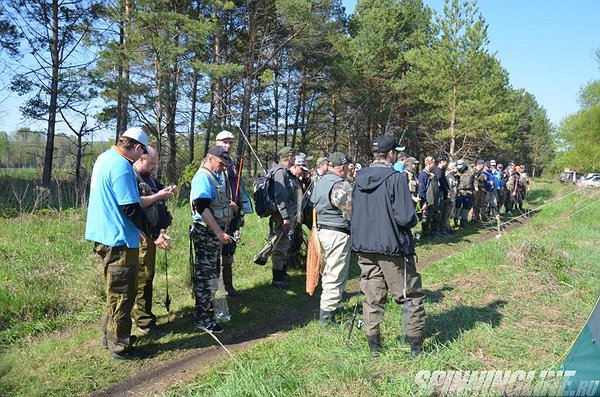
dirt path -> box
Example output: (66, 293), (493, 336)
(92, 216), (528, 397)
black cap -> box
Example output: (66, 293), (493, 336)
(372, 135), (404, 153)
(207, 146), (231, 165)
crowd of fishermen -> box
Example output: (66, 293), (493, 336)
(86, 126), (530, 360)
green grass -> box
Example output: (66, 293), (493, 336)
(163, 180), (600, 397)
(1, 180), (598, 396)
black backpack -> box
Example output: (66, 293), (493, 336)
(253, 171), (278, 218)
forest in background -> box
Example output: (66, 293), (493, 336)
(2, 0), (592, 198)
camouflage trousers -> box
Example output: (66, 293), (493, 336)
(357, 252), (425, 339)
(95, 243), (138, 354)
(132, 235), (157, 329)
(191, 223), (221, 326)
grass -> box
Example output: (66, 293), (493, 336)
(0, 179), (598, 396)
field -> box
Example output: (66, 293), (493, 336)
(1, 179), (599, 396)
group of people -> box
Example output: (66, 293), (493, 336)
(86, 126), (528, 361)
(393, 152), (530, 237)
(254, 135), (424, 358)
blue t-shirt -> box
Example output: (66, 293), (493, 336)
(85, 148), (141, 248)
(190, 168), (219, 221)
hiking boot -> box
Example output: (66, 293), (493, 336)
(111, 348), (149, 361)
(367, 334), (382, 358)
(408, 336), (423, 358)
(195, 322), (224, 334)
(138, 325), (167, 338)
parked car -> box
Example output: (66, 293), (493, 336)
(559, 171), (583, 183)
(579, 175), (600, 187)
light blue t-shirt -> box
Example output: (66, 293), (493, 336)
(190, 168), (220, 221)
(85, 148), (141, 248)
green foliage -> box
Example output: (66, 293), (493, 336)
(554, 80), (600, 172)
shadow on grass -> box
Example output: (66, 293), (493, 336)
(426, 299), (507, 346)
(423, 285), (454, 304)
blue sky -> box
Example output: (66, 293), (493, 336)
(342, 0), (600, 126)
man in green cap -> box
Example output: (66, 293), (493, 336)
(311, 152), (353, 326)
(269, 146), (298, 288)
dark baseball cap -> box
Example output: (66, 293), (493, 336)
(329, 152), (349, 167)
(372, 135), (405, 153)
(278, 146), (296, 157)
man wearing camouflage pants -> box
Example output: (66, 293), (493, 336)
(190, 146), (237, 333)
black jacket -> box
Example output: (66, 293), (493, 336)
(351, 163), (418, 256)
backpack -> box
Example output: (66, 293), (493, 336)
(253, 171), (278, 218)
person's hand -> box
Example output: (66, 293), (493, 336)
(282, 218), (291, 229)
(219, 231), (232, 245)
(229, 200), (239, 213)
(154, 233), (172, 250)
(412, 196), (420, 203)
(157, 186), (175, 201)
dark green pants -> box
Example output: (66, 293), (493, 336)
(132, 236), (157, 329)
(357, 252), (425, 338)
(95, 243), (138, 354)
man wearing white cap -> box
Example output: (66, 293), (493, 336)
(213, 130), (253, 296)
(86, 127), (171, 360)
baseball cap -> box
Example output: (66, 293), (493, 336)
(476, 159), (485, 165)
(407, 156), (419, 164)
(329, 152), (349, 167)
(456, 159), (465, 167)
(122, 127), (149, 149)
(215, 130), (234, 141)
(316, 156), (328, 165)
(438, 154), (449, 162)
(490, 159), (497, 166)
(372, 135), (404, 153)
(207, 146), (231, 165)
(278, 146), (296, 157)
(294, 155), (309, 170)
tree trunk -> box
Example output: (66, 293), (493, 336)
(42, 0), (60, 188)
(116, 0), (131, 141)
(189, 71), (199, 164)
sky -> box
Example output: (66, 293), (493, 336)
(1, 1), (599, 133)
(342, 0), (600, 126)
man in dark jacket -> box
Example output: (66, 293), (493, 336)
(351, 134), (424, 358)
(269, 146), (298, 288)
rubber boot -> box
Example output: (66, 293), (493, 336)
(367, 334), (382, 357)
(272, 269), (289, 289)
(408, 336), (423, 358)
(221, 257), (241, 297)
(319, 310), (336, 327)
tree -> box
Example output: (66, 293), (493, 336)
(555, 80), (600, 172)
(402, 0), (512, 159)
(5, 0), (100, 186)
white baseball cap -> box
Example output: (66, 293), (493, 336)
(122, 127), (149, 148)
(215, 130), (235, 141)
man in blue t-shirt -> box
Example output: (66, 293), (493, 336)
(86, 127), (171, 360)
(190, 146), (238, 333)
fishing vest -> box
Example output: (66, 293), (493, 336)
(193, 167), (233, 227)
(312, 173), (349, 231)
